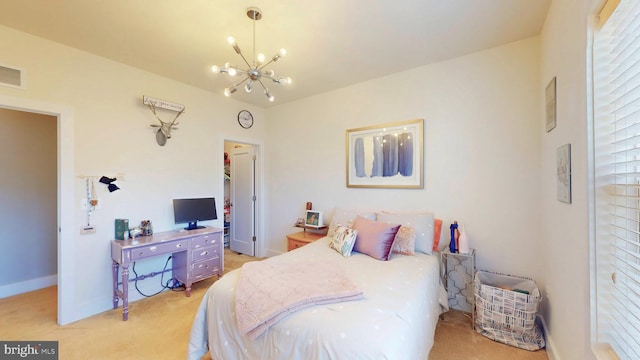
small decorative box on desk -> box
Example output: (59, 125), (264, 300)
(441, 248), (476, 316)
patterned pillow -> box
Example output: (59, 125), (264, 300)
(329, 225), (359, 257)
(391, 225), (416, 256)
(352, 216), (401, 261)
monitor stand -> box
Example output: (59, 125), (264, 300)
(185, 221), (204, 230)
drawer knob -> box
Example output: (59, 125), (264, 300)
(176, 243), (183, 248)
(200, 251), (209, 256)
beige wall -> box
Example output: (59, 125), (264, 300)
(266, 37), (544, 283)
(539, 0), (599, 359)
(0, 24), (266, 324)
(0, 108), (56, 290)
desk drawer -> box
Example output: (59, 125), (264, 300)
(192, 233), (221, 249)
(130, 240), (188, 261)
(192, 245), (219, 262)
(191, 258), (220, 278)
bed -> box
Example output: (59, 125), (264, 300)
(188, 211), (447, 360)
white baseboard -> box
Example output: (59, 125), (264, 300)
(0, 274), (57, 298)
(265, 249), (284, 258)
(538, 315), (559, 360)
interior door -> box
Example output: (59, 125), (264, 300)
(230, 146), (256, 256)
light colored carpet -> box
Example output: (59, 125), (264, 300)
(430, 310), (548, 360)
(1, 249), (547, 359)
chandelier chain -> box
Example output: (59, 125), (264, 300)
(252, 10), (256, 68)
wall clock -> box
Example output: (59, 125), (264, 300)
(238, 110), (254, 129)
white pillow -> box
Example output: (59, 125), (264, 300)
(327, 208), (376, 237)
(377, 211), (434, 254)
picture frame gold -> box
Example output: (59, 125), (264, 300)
(346, 119), (424, 189)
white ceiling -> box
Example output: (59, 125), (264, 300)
(0, 0), (551, 108)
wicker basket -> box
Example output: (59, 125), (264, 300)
(474, 270), (545, 351)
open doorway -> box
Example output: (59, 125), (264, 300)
(223, 139), (262, 257)
(0, 95), (74, 325)
(0, 108), (57, 301)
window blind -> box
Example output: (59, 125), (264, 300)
(598, 0), (621, 28)
(594, 1), (640, 359)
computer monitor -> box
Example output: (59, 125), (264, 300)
(173, 197), (217, 230)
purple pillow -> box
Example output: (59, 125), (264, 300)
(352, 216), (401, 261)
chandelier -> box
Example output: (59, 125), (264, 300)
(211, 7), (291, 102)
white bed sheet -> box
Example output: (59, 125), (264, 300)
(188, 237), (447, 360)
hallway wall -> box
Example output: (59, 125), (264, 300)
(0, 108), (57, 297)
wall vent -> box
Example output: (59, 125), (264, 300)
(0, 64), (24, 89)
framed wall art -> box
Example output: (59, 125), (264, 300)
(557, 143), (571, 203)
(304, 210), (323, 227)
(346, 119), (424, 189)
(546, 76), (557, 132)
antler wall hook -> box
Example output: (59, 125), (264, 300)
(142, 95), (186, 146)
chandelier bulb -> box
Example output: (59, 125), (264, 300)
(265, 89), (274, 102)
(213, 8), (288, 102)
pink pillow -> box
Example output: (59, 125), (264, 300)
(352, 216), (401, 261)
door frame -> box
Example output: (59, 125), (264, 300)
(220, 135), (265, 258)
(0, 94), (75, 325)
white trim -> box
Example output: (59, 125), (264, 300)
(538, 315), (560, 360)
(0, 275), (57, 298)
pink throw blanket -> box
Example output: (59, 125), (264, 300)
(235, 259), (363, 339)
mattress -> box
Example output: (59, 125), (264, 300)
(188, 236), (447, 360)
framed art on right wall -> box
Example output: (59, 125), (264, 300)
(557, 143), (571, 203)
(546, 77), (557, 132)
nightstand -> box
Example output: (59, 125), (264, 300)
(441, 249), (476, 322)
(286, 231), (325, 251)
